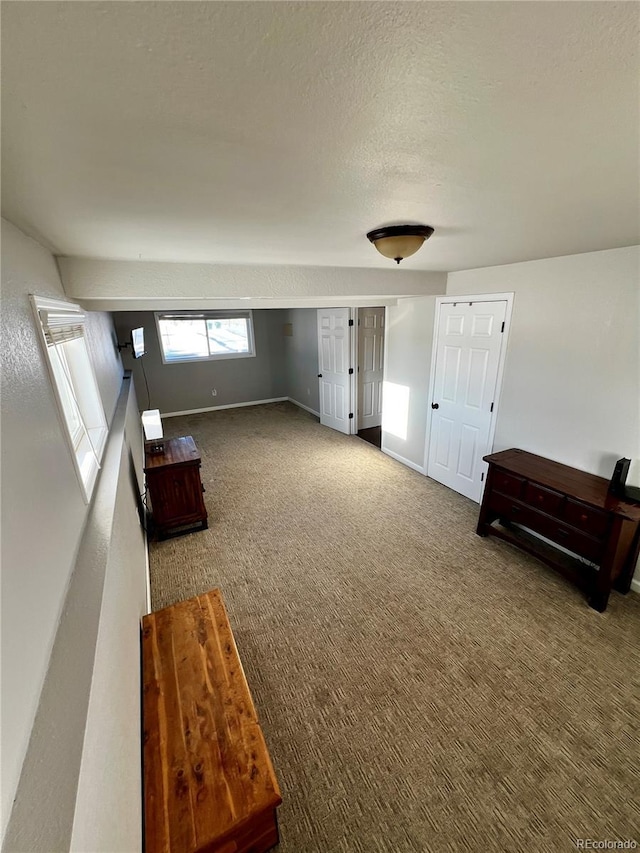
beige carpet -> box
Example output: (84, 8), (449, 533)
(149, 402), (640, 853)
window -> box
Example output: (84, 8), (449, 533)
(31, 296), (108, 502)
(155, 311), (255, 364)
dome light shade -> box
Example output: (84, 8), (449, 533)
(366, 225), (435, 264)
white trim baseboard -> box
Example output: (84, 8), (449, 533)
(288, 397), (320, 417)
(381, 446), (427, 475)
(630, 577), (640, 595)
(161, 397), (288, 418)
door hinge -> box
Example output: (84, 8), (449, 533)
(481, 472), (485, 482)
(501, 321), (505, 333)
(348, 319), (354, 326)
(349, 412), (354, 419)
(348, 368), (354, 374)
(490, 402), (494, 412)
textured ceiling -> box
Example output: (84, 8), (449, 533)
(2, 1), (638, 271)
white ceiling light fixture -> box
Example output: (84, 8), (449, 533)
(366, 225), (435, 264)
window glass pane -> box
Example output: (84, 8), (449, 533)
(48, 344), (83, 445)
(159, 319), (209, 361)
(76, 431), (98, 485)
(156, 313), (254, 362)
(206, 318), (250, 354)
(62, 337), (106, 432)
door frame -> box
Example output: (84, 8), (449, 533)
(317, 305), (388, 437)
(423, 292), (515, 499)
(349, 307), (357, 434)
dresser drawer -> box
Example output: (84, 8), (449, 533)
(564, 499), (609, 539)
(492, 470), (525, 499)
(523, 483), (564, 516)
(549, 523), (604, 562)
(489, 493), (604, 562)
(488, 492), (538, 528)
(491, 495), (549, 541)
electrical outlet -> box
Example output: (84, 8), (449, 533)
(211, 389), (217, 397)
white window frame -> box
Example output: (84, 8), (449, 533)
(30, 295), (108, 503)
(154, 310), (256, 365)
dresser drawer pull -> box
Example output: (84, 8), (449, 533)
(557, 529), (569, 538)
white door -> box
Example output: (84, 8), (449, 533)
(358, 307), (385, 430)
(427, 300), (507, 501)
(317, 308), (351, 435)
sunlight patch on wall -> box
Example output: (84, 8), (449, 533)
(381, 382), (410, 441)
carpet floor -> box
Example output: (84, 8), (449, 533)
(149, 402), (640, 853)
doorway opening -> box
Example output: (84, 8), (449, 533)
(315, 306), (386, 447)
(357, 425), (382, 448)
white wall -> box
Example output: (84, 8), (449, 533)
(70, 388), (147, 853)
(58, 257), (446, 311)
(381, 297), (437, 472)
(84, 310), (124, 418)
(1, 219), (147, 850)
(1, 219), (96, 834)
(447, 247), (640, 481)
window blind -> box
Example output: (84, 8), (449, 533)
(39, 309), (86, 346)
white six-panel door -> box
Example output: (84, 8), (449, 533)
(427, 300), (507, 501)
(317, 308), (351, 435)
(357, 307), (384, 430)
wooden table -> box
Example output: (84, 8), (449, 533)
(477, 449), (640, 611)
(142, 590), (282, 853)
(144, 436), (208, 539)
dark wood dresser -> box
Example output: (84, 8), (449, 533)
(477, 449), (640, 611)
(144, 435), (208, 539)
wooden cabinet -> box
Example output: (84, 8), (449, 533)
(144, 435), (208, 539)
(477, 449), (640, 612)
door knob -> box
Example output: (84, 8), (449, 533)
(317, 374), (322, 378)
(431, 403), (439, 409)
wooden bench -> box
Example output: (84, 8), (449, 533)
(142, 590), (282, 853)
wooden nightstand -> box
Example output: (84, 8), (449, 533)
(144, 435), (208, 539)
